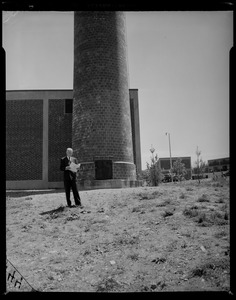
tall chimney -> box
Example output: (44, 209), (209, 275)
(72, 11), (136, 183)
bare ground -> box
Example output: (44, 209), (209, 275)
(6, 178), (230, 292)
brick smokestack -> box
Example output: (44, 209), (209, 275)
(72, 11), (136, 181)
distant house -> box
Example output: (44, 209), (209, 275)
(208, 157), (230, 172)
(158, 157), (192, 180)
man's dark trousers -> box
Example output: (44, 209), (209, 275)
(60, 156), (81, 207)
(64, 177), (81, 207)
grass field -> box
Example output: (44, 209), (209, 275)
(6, 178), (230, 292)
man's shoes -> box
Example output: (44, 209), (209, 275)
(76, 204), (84, 209)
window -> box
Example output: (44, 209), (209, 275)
(95, 160), (113, 180)
(65, 99), (73, 113)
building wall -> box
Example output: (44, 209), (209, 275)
(6, 99), (43, 181)
(113, 162), (136, 179)
(159, 157), (191, 170)
(208, 157), (230, 172)
(159, 157), (192, 179)
(6, 90), (73, 189)
(48, 99), (72, 182)
(6, 89), (141, 189)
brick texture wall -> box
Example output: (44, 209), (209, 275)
(6, 100), (43, 180)
(48, 99), (72, 182)
(113, 162), (136, 180)
(77, 163), (95, 181)
(73, 11), (136, 180)
(6, 86), (140, 186)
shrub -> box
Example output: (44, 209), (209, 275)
(222, 203), (228, 211)
(209, 211), (228, 225)
(214, 230), (228, 238)
(138, 191), (159, 200)
(146, 153), (163, 186)
(183, 206), (199, 218)
(184, 202), (229, 226)
(132, 206), (141, 213)
(96, 277), (120, 292)
(162, 209), (174, 218)
(156, 199), (171, 207)
(185, 187), (194, 191)
(197, 212), (207, 224)
(215, 198), (225, 203)
(139, 193), (149, 200)
(127, 252), (139, 261)
(171, 158), (187, 182)
(191, 267), (207, 277)
(224, 211), (229, 220)
(211, 182), (223, 188)
(197, 194), (210, 202)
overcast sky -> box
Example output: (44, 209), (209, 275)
(3, 11), (233, 169)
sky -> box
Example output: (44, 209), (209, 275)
(2, 11), (233, 170)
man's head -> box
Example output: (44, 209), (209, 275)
(66, 148), (73, 157)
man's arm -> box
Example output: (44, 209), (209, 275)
(60, 158), (65, 171)
(61, 158), (71, 171)
(74, 158), (81, 170)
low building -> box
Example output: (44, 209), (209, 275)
(6, 89), (141, 190)
(159, 157), (192, 180)
(208, 157), (230, 172)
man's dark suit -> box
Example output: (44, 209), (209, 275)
(60, 156), (81, 207)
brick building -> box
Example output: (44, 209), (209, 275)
(6, 89), (141, 189)
(159, 157), (192, 180)
(208, 157), (230, 172)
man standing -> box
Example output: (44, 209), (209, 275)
(60, 148), (83, 208)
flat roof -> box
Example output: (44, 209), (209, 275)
(6, 89), (73, 92)
(208, 157), (229, 162)
(159, 157), (191, 160)
(6, 88), (138, 92)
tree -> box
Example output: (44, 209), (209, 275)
(194, 146), (206, 184)
(192, 161), (208, 177)
(171, 157), (187, 182)
(139, 169), (149, 183)
(146, 150), (163, 186)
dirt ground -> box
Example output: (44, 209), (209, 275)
(6, 178), (230, 293)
